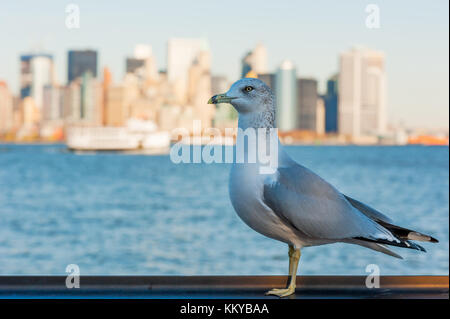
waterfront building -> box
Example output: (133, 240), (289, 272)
(316, 96), (325, 135)
(67, 50), (98, 83)
(275, 60), (297, 131)
(297, 78), (318, 131)
(167, 38), (209, 104)
(241, 43), (268, 78)
(105, 83), (139, 126)
(324, 74), (338, 133)
(20, 54), (54, 110)
(0, 81), (14, 134)
(42, 85), (63, 122)
(339, 47), (386, 137)
(258, 73), (275, 91)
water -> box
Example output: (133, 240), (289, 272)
(0, 144), (448, 275)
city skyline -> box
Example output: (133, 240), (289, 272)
(0, 0), (448, 130)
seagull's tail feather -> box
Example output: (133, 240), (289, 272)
(344, 194), (438, 244)
(353, 236), (427, 252)
(377, 221), (439, 243)
(344, 239), (403, 259)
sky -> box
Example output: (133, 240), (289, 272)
(0, 0), (448, 129)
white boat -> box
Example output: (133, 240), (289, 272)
(66, 119), (171, 152)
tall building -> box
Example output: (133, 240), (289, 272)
(167, 38), (209, 104)
(80, 71), (98, 123)
(297, 78), (318, 131)
(324, 74), (338, 133)
(20, 54), (54, 110)
(0, 81), (14, 134)
(211, 75), (237, 129)
(126, 44), (158, 85)
(241, 43), (268, 78)
(275, 60), (297, 131)
(316, 96), (325, 135)
(258, 73), (275, 91)
(42, 85), (63, 122)
(126, 58), (145, 74)
(102, 67), (112, 125)
(187, 51), (214, 128)
(67, 50), (98, 83)
(338, 47), (386, 137)
(105, 84), (139, 126)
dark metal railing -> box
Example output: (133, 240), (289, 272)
(0, 275), (448, 299)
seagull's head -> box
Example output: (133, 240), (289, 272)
(208, 78), (274, 115)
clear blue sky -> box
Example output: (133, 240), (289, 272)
(0, 0), (448, 129)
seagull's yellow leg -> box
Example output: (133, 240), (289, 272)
(266, 245), (301, 297)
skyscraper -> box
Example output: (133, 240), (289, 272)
(167, 38), (209, 104)
(275, 60), (297, 131)
(0, 81), (14, 134)
(211, 75), (237, 129)
(126, 44), (158, 85)
(338, 47), (386, 137)
(258, 73), (276, 91)
(126, 58), (145, 74)
(316, 97), (326, 135)
(67, 50), (98, 84)
(297, 78), (318, 131)
(42, 85), (63, 122)
(324, 74), (338, 133)
(20, 54), (54, 110)
(241, 43), (268, 78)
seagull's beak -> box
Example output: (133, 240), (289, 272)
(208, 93), (235, 104)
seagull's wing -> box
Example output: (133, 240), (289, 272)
(343, 195), (393, 224)
(263, 163), (395, 241)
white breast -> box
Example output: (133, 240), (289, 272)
(228, 162), (298, 245)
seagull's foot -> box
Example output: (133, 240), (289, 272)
(265, 286), (296, 298)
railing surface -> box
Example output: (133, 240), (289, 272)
(0, 276), (448, 299)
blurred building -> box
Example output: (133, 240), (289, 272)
(297, 78), (318, 131)
(316, 96), (325, 135)
(158, 104), (181, 131)
(186, 50), (214, 129)
(258, 73), (275, 90)
(20, 54), (55, 110)
(80, 71), (103, 124)
(324, 74), (338, 133)
(275, 60), (297, 131)
(42, 85), (63, 122)
(167, 38), (209, 104)
(126, 58), (145, 74)
(126, 44), (158, 88)
(102, 67), (112, 125)
(339, 47), (386, 138)
(67, 50), (98, 83)
(211, 75), (237, 129)
(105, 83), (139, 126)
(241, 43), (268, 78)
(21, 96), (40, 128)
(63, 80), (81, 122)
(0, 81), (14, 135)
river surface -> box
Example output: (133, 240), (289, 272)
(0, 144), (448, 275)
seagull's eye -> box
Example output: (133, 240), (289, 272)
(244, 86), (254, 92)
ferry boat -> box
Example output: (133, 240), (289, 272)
(66, 119), (171, 152)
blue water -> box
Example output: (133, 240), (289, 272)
(0, 144), (448, 275)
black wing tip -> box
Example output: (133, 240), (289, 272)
(430, 237), (439, 243)
(354, 237), (427, 253)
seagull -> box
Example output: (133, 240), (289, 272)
(208, 78), (438, 297)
